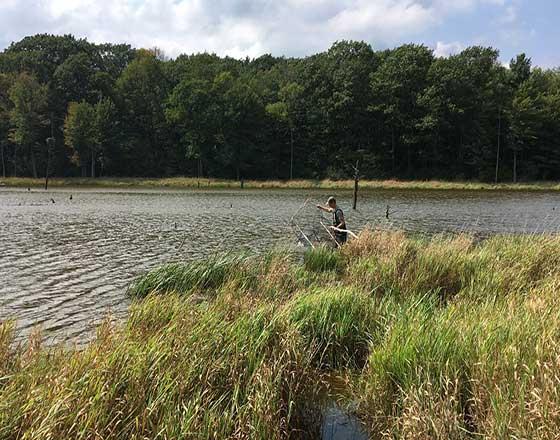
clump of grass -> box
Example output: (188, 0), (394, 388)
(4, 231), (560, 438)
(387, 375), (470, 439)
(303, 245), (342, 273)
(357, 283), (560, 438)
(346, 232), (477, 300)
(0, 321), (17, 377)
(0, 299), (319, 439)
(342, 228), (409, 261)
(128, 254), (249, 298)
(286, 287), (378, 369)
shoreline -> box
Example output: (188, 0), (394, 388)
(2, 176), (560, 191)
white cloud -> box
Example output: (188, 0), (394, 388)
(434, 41), (464, 58)
(327, 1), (434, 36)
(0, 0), (515, 58)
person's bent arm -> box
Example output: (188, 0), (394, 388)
(317, 204), (333, 213)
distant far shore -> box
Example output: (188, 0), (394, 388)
(2, 176), (560, 192)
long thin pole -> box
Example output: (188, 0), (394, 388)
(290, 197), (309, 225)
(320, 221), (341, 248)
(294, 223), (314, 249)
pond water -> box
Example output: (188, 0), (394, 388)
(321, 402), (368, 440)
(1, 186), (560, 343)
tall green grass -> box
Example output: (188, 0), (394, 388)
(286, 287), (378, 369)
(3, 231), (560, 438)
(303, 245), (342, 273)
(127, 254), (249, 298)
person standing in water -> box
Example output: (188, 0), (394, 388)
(317, 196), (347, 245)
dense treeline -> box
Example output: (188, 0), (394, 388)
(0, 34), (559, 182)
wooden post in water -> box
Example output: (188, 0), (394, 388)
(352, 160), (359, 210)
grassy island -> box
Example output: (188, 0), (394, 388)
(2, 230), (560, 439)
(3, 176), (560, 192)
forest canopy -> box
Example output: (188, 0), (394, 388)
(0, 34), (558, 182)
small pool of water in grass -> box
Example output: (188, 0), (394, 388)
(321, 402), (368, 440)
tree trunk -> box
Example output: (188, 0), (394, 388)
(91, 150), (95, 178)
(289, 127), (294, 180)
(352, 160), (359, 210)
(1, 142), (5, 178)
(432, 128), (439, 178)
(82, 165), (87, 177)
(30, 146), (38, 179)
(513, 149), (518, 183)
(457, 127), (463, 173)
(406, 144), (411, 177)
(13, 145), (17, 177)
(391, 126), (396, 175)
(494, 108), (502, 184)
(44, 145), (50, 191)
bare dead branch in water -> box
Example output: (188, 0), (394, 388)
(331, 226), (358, 239)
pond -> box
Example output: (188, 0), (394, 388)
(1, 186), (560, 343)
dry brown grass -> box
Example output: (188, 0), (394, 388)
(4, 176), (560, 191)
(383, 377), (470, 440)
(4, 233), (560, 438)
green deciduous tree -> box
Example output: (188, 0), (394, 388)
(371, 44), (433, 176)
(64, 101), (96, 177)
(64, 97), (116, 177)
(2, 34), (560, 183)
(9, 72), (48, 178)
(166, 76), (217, 178)
(117, 49), (170, 176)
(266, 82), (303, 179)
(0, 73), (13, 178)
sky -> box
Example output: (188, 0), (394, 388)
(0, 0), (558, 67)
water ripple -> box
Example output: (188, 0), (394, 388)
(1, 186), (560, 344)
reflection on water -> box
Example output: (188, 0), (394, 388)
(321, 403), (368, 440)
(1, 187), (560, 343)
